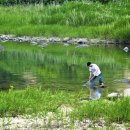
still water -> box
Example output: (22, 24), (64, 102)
(0, 42), (130, 92)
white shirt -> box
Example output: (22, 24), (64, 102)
(89, 64), (101, 76)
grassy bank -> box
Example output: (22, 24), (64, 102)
(0, 0), (130, 39)
(0, 87), (77, 116)
(0, 87), (130, 123)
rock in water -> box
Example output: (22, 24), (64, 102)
(123, 47), (129, 52)
(107, 92), (119, 98)
(124, 89), (130, 97)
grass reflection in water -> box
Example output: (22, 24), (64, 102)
(0, 42), (129, 92)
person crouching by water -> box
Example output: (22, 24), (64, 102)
(87, 62), (104, 100)
(87, 62), (104, 88)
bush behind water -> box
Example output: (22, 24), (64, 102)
(0, 0), (72, 5)
(0, 0), (123, 5)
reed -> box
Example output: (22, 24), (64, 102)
(0, 0), (129, 39)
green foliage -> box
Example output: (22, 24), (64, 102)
(0, 0), (129, 5)
(0, 87), (76, 116)
(0, 0), (74, 5)
(71, 98), (130, 122)
(90, 0), (111, 4)
(0, 0), (129, 39)
(0, 86), (130, 123)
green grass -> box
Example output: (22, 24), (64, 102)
(0, 86), (130, 124)
(71, 98), (130, 122)
(0, 0), (130, 39)
(0, 86), (78, 116)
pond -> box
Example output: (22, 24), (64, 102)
(0, 42), (129, 93)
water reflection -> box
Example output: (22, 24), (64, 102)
(22, 72), (37, 86)
(0, 43), (129, 92)
(0, 67), (22, 90)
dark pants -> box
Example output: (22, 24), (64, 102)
(89, 73), (103, 88)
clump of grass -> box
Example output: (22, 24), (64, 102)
(71, 98), (130, 123)
(0, 86), (78, 116)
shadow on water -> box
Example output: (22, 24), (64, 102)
(0, 67), (23, 90)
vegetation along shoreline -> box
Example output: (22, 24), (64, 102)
(0, 34), (130, 47)
(0, 0), (130, 129)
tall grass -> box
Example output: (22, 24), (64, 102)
(71, 97), (130, 122)
(0, 86), (130, 124)
(0, 0), (129, 39)
(0, 86), (77, 116)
